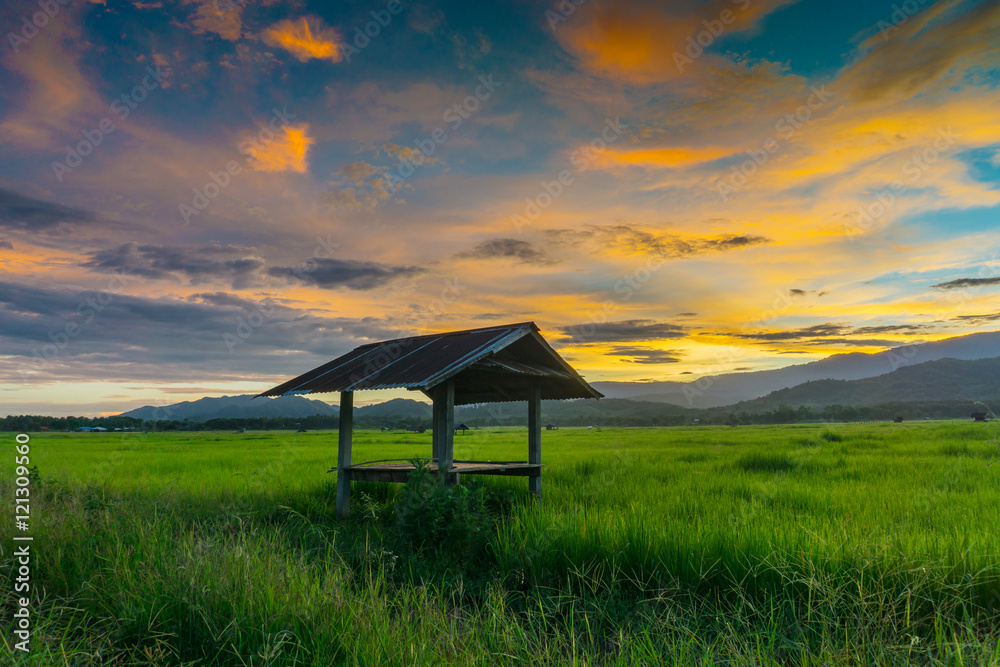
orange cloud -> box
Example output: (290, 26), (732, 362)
(262, 17), (343, 63)
(843, 0), (1000, 102)
(0, 18), (102, 149)
(246, 124), (314, 173)
(553, 0), (794, 84)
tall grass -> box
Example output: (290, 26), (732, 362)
(3, 422), (1000, 664)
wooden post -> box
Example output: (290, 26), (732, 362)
(336, 391), (353, 519)
(439, 379), (455, 485)
(528, 384), (542, 498)
(432, 390), (444, 461)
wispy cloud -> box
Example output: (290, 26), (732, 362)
(82, 243), (424, 292)
(268, 258), (425, 290)
(0, 189), (96, 231)
(0, 279), (399, 384)
(731, 323), (930, 343)
(556, 319), (687, 345)
(844, 0), (1000, 102)
(932, 277), (1000, 290)
(82, 243), (266, 288)
(456, 238), (555, 265)
(546, 225), (770, 259)
(324, 161), (398, 207)
(609, 346), (684, 364)
(262, 16), (344, 63)
(189, 0), (244, 41)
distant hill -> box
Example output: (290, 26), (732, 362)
(120, 395), (433, 423)
(592, 330), (1000, 408)
(456, 398), (690, 424)
(116, 343), (1000, 425)
(727, 357), (1000, 412)
(121, 394), (338, 421)
(357, 398), (432, 418)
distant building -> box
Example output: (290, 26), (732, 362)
(454, 423), (469, 434)
(972, 412), (988, 422)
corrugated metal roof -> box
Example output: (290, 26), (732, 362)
(257, 321), (602, 404)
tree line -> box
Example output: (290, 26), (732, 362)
(2, 399), (989, 432)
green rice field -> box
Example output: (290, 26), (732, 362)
(3, 421), (1000, 665)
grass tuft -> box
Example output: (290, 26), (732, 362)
(819, 429), (844, 442)
(737, 451), (798, 473)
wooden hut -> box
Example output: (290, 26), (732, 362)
(258, 322), (602, 518)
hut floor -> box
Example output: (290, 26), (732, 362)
(334, 459), (542, 483)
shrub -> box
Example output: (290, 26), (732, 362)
(393, 459), (494, 564)
(820, 429), (844, 442)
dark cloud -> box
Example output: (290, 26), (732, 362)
(84, 244), (424, 291)
(951, 312), (1000, 324)
(556, 319), (687, 344)
(0, 188), (96, 231)
(83, 243), (267, 289)
(0, 239), (12, 250)
(707, 235), (769, 251)
(676, 312), (698, 317)
(852, 324), (928, 335)
(0, 280), (403, 384)
(547, 224), (769, 259)
(733, 322), (929, 347)
(932, 277), (1000, 290)
(734, 323), (845, 341)
(268, 257), (424, 290)
(609, 346), (684, 364)
(456, 238), (555, 265)
(804, 338), (906, 347)
(787, 288), (828, 298)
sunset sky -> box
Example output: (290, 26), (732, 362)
(2, 0), (999, 416)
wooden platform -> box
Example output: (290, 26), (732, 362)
(332, 459), (543, 484)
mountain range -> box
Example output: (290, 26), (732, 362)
(121, 395), (438, 422)
(119, 331), (1000, 422)
(591, 331), (1000, 408)
(122, 395), (339, 421)
(726, 356), (1000, 412)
